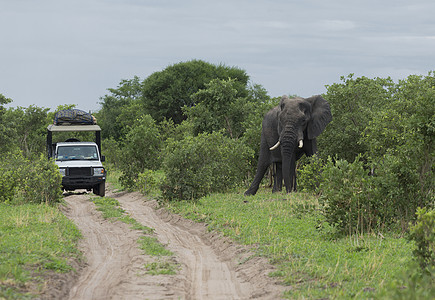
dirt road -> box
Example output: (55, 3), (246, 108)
(58, 189), (284, 299)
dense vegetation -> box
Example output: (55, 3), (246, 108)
(0, 60), (433, 298)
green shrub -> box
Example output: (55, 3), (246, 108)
(378, 262), (434, 300)
(0, 152), (62, 204)
(409, 208), (435, 271)
(319, 74), (394, 163)
(297, 155), (325, 194)
(319, 73), (434, 235)
(16, 154), (63, 204)
(118, 115), (162, 189)
(136, 169), (165, 196)
(102, 138), (123, 168)
(0, 152), (22, 202)
(369, 154), (426, 229)
(319, 153), (434, 235)
(161, 131), (253, 201)
(319, 156), (373, 234)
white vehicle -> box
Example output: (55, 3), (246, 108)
(47, 124), (106, 196)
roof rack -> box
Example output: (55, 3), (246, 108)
(47, 124), (101, 132)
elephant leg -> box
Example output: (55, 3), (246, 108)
(267, 164), (274, 188)
(273, 162), (283, 192)
(284, 158), (296, 193)
(245, 160), (270, 196)
(292, 167), (297, 192)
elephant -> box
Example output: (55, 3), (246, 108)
(244, 95), (332, 195)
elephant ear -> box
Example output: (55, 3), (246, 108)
(305, 95), (332, 139)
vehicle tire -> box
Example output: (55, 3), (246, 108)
(93, 185), (99, 195)
(98, 182), (105, 197)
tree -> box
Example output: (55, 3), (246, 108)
(362, 72), (434, 209)
(317, 72), (434, 233)
(141, 60), (250, 123)
(118, 115), (162, 188)
(185, 79), (272, 138)
(186, 78), (238, 137)
(320, 74), (395, 162)
(0, 94), (13, 154)
(3, 105), (50, 157)
(97, 76), (143, 140)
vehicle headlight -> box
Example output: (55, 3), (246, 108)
(93, 167), (105, 176)
(59, 168), (66, 176)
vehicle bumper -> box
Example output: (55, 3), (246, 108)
(62, 176), (105, 190)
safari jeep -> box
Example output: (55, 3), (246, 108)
(47, 123), (106, 196)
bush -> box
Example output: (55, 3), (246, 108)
(319, 148), (434, 235)
(0, 152), (22, 202)
(17, 154), (63, 204)
(409, 208), (435, 271)
(392, 208), (435, 300)
(118, 115), (162, 189)
(379, 208), (435, 300)
(378, 262), (434, 299)
(319, 73), (433, 235)
(136, 169), (165, 197)
(319, 74), (394, 163)
(370, 154), (429, 229)
(102, 138), (123, 168)
(319, 156), (376, 235)
(297, 155), (325, 194)
(161, 131), (253, 201)
(0, 152), (62, 204)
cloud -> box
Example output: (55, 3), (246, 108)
(1, 0), (434, 111)
(319, 20), (356, 31)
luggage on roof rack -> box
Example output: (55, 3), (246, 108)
(54, 109), (96, 125)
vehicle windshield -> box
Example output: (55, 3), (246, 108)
(56, 145), (99, 161)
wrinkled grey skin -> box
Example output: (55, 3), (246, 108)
(245, 95), (332, 195)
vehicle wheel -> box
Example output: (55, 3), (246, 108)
(98, 182), (105, 197)
(93, 185), (99, 195)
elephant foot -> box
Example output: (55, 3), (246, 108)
(244, 189), (256, 196)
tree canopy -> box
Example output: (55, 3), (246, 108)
(141, 60), (250, 123)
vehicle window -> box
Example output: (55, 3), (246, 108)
(56, 146), (98, 160)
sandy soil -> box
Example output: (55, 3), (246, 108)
(47, 188), (285, 299)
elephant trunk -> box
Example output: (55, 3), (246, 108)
(280, 126), (298, 193)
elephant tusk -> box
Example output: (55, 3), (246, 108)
(298, 140), (303, 148)
(269, 141), (280, 150)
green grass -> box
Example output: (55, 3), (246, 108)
(145, 260), (178, 275)
(138, 236), (173, 256)
(92, 196), (153, 234)
(0, 203), (81, 299)
(91, 196), (177, 275)
(165, 188), (417, 299)
(105, 167), (125, 193)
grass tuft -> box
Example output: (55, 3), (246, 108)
(145, 260), (178, 275)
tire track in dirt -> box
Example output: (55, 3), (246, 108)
(63, 189), (285, 299)
(111, 191), (285, 300)
(63, 193), (184, 300)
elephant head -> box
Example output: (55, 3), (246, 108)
(244, 95), (332, 195)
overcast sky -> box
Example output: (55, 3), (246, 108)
(1, 0), (434, 112)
